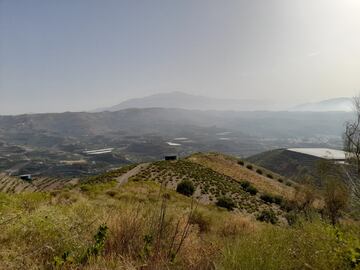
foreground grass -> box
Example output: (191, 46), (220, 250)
(0, 180), (359, 269)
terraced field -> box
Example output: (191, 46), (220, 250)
(0, 154), (294, 219)
(0, 173), (76, 193)
(188, 153), (297, 200)
(128, 159), (287, 218)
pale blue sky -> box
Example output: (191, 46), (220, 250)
(0, 0), (360, 114)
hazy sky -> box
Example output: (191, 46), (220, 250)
(1, 0), (360, 114)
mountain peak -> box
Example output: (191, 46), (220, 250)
(94, 92), (277, 112)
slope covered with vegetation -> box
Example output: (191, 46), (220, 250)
(0, 153), (359, 269)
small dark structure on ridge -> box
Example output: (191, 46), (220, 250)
(164, 155), (177, 161)
(20, 174), (32, 181)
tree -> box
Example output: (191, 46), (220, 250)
(344, 96), (360, 174)
(323, 177), (349, 225)
(343, 95), (360, 209)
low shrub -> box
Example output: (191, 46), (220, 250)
(216, 196), (236, 211)
(176, 180), (195, 197)
(240, 181), (250, 189)
(246, 186), (258, 195)
(237, 160), (245, 166)
(273, 195), (283, 205)
(257, 209), (278, 224)
(246, 164), (253, 170)
(260, 194), (284, 205)
(256, 169), (263, 175)
(278, 178), (284, 183)
(241, 181), (258, 195)
(260, 194), (275, 204)
(267, 174), (274, 179)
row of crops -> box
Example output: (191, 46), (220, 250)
(131, 160), (284, 216)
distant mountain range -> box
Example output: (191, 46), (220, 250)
(93, 92), (353, 112)
(93, 91), (280, 112)
(291, 97), (353, 112)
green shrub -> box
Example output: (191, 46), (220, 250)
(241, 181), (258, 195)
(260, 194), (275, 204)
(237, 160), (245, 166)
(176, 180), (195, 197)
(273, 195), (283, 205)
(278, 178), (284, 183)
(246, 186), (258, 195)
(240, 181), (250, 189)
(260, 194), (283, 206)
(216, 196), (236, 211)
(246, 164), (253, 170)
(257, 209), (278, 224)
(256, 169), (263, 175)
(267, 174), (273, 179)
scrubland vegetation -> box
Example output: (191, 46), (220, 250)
(0, 153), (359, 269)
(0, 179), (359, 269)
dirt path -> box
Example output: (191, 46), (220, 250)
(116, 163), (149, 187)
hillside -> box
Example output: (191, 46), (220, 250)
(188, 153), (296, 199)
(0, 152), (359, 269)
(0, 153), (294, 219)
(247, 149), (349, 186)
(0, 173), (76, 193)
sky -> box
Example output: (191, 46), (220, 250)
(0, 0), (360, 115)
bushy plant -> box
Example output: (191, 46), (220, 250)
(260, 193), (275, 204)
(257, 209), (278, 224)
(237, 160), (245, 166)
(216, 196), (236, 211)
(267, 174), (274, 179)
(176, 180), (195, 197)
(273, 195), (283, 205)
(246, 164), (253, 170)
(241, 181), (258, 195)
(246, 185), (258, 195)
(256, 169), (263, 175)
(240, 181), (250, 189)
